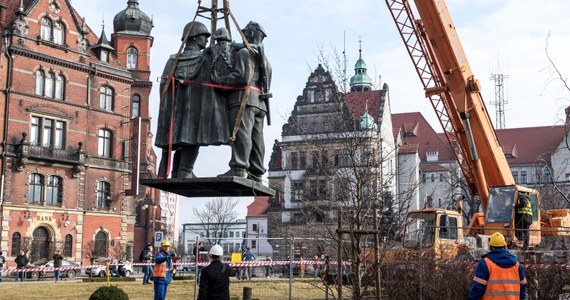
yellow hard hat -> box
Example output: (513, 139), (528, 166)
(161, 240), (171, 247)
(489, 232), (506, 248)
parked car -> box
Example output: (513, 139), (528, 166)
(182, 264), (196, 272)
(85, 259), (133, 277)
(25, 258), (80, 279)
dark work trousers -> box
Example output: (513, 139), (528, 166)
(520, 214), (532, 249)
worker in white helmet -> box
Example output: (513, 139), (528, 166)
(197, 244), (236, 300)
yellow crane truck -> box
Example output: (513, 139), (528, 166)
(382, 0), (570, 261)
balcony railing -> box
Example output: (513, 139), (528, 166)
(11, 132), (130, 174)
(28, 145), (80, 162)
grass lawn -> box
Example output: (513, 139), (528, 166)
(0, 278), (334, 299)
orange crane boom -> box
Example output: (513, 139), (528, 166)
(382, 0), (561, 246)
(385, 0), (515, 211)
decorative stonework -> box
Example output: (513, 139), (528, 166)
(49, 0), (61, 13)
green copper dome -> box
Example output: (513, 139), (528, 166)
(350, 47), (373, 91)
(350, 58), (373, 86)
(359, 101), (378, 130)
(359, 112), (378, 130)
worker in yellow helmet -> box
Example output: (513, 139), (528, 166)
(153, 240), (175, 300)
(469, 232), (528, 300)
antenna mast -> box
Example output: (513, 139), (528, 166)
(490, 61), (509, 129)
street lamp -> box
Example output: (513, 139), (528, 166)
(256, 223), (264, 256)
(142, 193), (155, 209)
(24, 208), (33, 223)
(142, 193), (156, 246)
(63, 211), (71, 227)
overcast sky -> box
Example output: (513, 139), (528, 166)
(71, 0), (570, 223)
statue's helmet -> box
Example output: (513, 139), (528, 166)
(182, 21), (210, 41)
(242, 21), (266, 38)
(213, 27), (232, 42)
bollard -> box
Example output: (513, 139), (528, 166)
(243, 286), (252, 300)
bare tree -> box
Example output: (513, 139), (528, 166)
(269, 46), (417, 299)
(191, 198), (239, 245)
(542, 33), (570, 205)
(111, 241), (127, 260)
(82, 240), (98, 265)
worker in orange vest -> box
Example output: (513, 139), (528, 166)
(154, 240), (175, 300)
(469, 232), (528, 300)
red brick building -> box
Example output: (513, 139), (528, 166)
(0, 0), (158, 266)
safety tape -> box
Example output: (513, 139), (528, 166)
(136, 260), (350, 267)
(4, 260), (565, 274)
(0, 260), (350, 274)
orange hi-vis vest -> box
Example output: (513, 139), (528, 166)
(153, 261), (168, 278)
(473, 257), (527, 299)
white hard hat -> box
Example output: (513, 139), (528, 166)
(210, 244), (223, 256)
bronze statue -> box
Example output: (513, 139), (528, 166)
(155, 21), (230, 179)
(211, 21), (272, 182)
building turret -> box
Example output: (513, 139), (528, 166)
(91, 26), (114, 63)
(112, 0), (153, 36)
(349, 42), (373, 92)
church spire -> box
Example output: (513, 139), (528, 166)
(349, 37), (373, 92)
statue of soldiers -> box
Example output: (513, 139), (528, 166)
(156, 21), (221, 179)
(211, 21), (272, 182)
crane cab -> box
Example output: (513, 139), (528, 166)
(390, 208), (465, 261)
(483, 186), (540, 248)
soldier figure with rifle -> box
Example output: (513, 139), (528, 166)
(211, 21), (272, 182)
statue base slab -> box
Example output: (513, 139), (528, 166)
(140, 177), (275, 197)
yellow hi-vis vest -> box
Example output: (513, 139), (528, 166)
(517, 198), (532, 216)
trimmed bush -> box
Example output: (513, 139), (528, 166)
(89, 285), (129, 300)
(83, 277), (136, 283)
(172, 275), (195, 281)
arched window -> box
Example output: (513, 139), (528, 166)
(44, 72), (54, 98)
(132, 95), (140, 117)
(99, 86), (114, 111)
(127, 47), (138, 69)
(35, 70), (44, 95)
(28, 173), (43, 204)
(55, 75), (64, 100)
(53, 22), (64, 45)
(11, 232), (21, 256)
(135, 203), (143, 225)
(94, 231), (108, 258)
(40, 18), (52, 41)
(63, 234), (73, 257)
(35, 70), (65, 99)
(46, 175), (62, 206)
(97, 129), (112, 157)
(96, 181), (111, 209)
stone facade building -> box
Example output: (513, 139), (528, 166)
(266, 51), (397, 258)
(0, 0), (158, 266)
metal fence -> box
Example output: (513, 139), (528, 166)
(181, 236), (349, 300)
